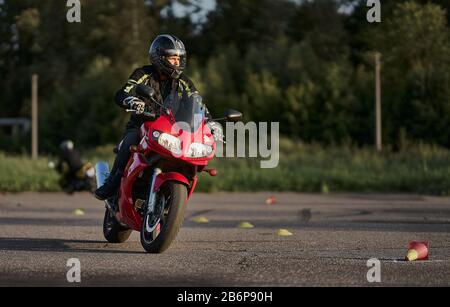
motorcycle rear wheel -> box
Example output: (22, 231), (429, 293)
(103, 208), (132, 243)
(140, 182), (187, 253)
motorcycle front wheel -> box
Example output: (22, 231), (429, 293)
(140, 182), (187, 253)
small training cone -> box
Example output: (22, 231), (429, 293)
(191, 216), (209, 223)
(237, 222), (254, 229)
(73, 208), (85, 216)
(276, 229), (293, 236)
(265, 196), (277, 205)
(405, 241), (429, 261)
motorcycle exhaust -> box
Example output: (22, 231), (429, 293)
(94, 161), (110, 188)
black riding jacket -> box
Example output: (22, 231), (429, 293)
(115, 65), (207, 129)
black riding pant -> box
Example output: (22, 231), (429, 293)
(109, 127), (140, 179)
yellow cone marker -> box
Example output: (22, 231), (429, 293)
(276, 229), (293, 236)
(73, 208), (85, 216)
(238, 222), (254, 229)
(191, 216), (209, 223)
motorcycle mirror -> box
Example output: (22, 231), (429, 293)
(224, 109), (242, 122)
(135, 84), (155, 99)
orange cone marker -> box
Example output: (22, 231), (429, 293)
(405, 241), (429, 261)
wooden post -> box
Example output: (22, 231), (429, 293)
(31, 74), (38, 160)
(375, 52), (382, 152)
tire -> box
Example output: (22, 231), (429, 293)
(140, 182), (187, 253)
(103, 208), (132, 243)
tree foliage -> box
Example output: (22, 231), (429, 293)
(0, 0), (449, 152)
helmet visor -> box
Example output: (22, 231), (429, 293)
(163, 48), (186, 57)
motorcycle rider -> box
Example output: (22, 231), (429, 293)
(94, 34), (214, 201)
(56, 140), (84, 192)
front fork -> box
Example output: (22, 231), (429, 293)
(145, 167), (162, 232)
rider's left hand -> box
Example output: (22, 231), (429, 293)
(207, 121), (224, 142)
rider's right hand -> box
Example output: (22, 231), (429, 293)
(126, 97), (146, 115)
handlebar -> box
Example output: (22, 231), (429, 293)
(126, 109), (155, 118)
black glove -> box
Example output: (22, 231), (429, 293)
(124, 97), (146, 114)
(207, 121), (224, 142)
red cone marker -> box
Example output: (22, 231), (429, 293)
(405, 241), (429, 261)
(266, 196), (277, 205)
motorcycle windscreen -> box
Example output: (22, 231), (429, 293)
(166, 92), (206, 132)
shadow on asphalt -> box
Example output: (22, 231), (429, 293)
(0, 238), (144, 255)
(0, 217), (100, 227)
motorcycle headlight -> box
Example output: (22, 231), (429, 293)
(158, 133), (181, 155)
(187, 143), (213, 158)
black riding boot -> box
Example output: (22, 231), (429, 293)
(93, 170), (123, 201)
(94, 127), (140, 201)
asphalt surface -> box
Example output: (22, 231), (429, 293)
(0, 192), (449, 287)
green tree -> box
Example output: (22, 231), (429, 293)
(368, 1), (450, 147)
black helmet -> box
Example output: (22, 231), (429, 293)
(149, 34), (186, 79)
(60, 140), (74, 151)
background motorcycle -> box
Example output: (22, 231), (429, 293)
(49, 160), (96, 194)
